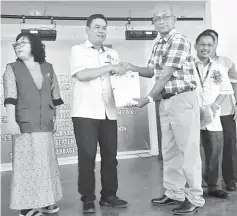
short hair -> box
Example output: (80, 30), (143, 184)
(15, 32), (46, 63)
(202, 29), (218, 40)
(153, 5), (174, 17)
(195, 31), (215, 44)
(86, 14), (107, 27)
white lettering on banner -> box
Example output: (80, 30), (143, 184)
(1, 116), (8, 123)
(55, 138), (76, 146)
(117, 109), (136, 116)
(60, 112), (71, 119)
(59, 120), (73, 128)
(56, 146), (78, 155)
(57, 75), (74, 83)
(1, 134), (12, 141)
(60, 103), (71, 110)
(59, 84), (72, 91)
(118, 125), (127, 132)
(10, 147), (78, 158)
(61, 92), (73, 102)
(54, 130), (74, 137)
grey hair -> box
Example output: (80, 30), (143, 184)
(152, 5), (174, 16)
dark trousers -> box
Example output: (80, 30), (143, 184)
(220, 115), (237, 184)
(201, 130), (223, 192)
(72, 117), (118, 202)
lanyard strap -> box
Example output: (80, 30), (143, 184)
(196, 63), (212, 108)
(196, 63), (212, 88)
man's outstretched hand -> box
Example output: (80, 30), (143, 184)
(125, 98), (149, 108)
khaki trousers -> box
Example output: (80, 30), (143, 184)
(159, 90), (205, 207)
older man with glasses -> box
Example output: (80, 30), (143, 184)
(121, 5), (204, 215)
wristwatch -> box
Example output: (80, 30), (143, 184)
(147, 96), (154, 103)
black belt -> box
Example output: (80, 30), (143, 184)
(162, 88), (194, 100)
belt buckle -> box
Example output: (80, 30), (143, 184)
(162, 88), (192, 99)
(162, 93), (173, 99)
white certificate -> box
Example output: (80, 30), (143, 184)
(110, 71), (141, 108)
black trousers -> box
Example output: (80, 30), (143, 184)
(220, 115), (237, 184)
(72, 117), (118, 202)
(201, 130), (223, 191)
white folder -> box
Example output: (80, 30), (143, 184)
(110, 71), (141, 108)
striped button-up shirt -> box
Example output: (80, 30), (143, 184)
(147, 29), (196, 94)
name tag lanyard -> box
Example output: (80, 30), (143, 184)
(196, 63), (212, 107)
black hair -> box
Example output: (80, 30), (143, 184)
(15, 32), (46, 63)
(202, 29), (218, 40)
(196, 31), (215, 44)
(86, 14), (107, 27)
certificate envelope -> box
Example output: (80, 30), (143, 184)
(110, 71), (141, 108)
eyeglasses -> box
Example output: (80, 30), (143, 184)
(12, 41), (30, 49)
(196, 44), (214, 48)
(153, 15), (173, 22)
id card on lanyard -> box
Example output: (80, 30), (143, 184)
(196, 63), (215, 127)
(196, 63), (212, 108)
(196, 63), (212, 88)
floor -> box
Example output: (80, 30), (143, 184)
(1, 157), (237, 216)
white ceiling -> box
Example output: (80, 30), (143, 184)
(1, 1), (206, 25)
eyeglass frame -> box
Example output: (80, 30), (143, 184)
(12, 41), (30, 49)
(196, 43), (214, 48)
(153, 15), (174, 23)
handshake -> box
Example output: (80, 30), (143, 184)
(110, 62), (134, 76)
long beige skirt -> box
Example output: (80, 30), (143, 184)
(10, 132), (62, 210)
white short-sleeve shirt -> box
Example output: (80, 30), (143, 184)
(70, 40), (119, 120)
(194, 58), (233, 131)
(213, 56), (237, 116)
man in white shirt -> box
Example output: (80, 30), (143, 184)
(202, 29), (237, 191)
(194, 31), (233, 198)
(70, 14), (128, 213)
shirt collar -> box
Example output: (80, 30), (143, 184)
(84, 40), (105, 52)
(158, 28), (176, 43)
(195, 57), (214, 66)
(212, 54), (219, 61)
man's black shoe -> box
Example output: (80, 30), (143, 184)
(172, 198), (200, 215)
(226, 183), (237, 191)
(99, 196), (128, 208)
(208, 190), (228, 198)
(151, 195), (178, 205)
(83, 202), (95, 214)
